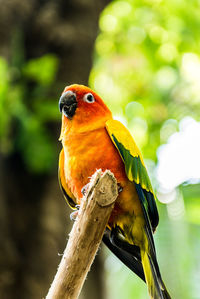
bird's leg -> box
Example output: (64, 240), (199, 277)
(110, 226), (141, 260)
(70, 205), (80, 221)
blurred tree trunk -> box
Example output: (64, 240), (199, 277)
(0, 1), (109, 298)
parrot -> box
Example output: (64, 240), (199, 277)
(58, 84), (171, 299)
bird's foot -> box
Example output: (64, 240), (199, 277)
(117, 184), (123, 193)
(70, 205), (80, 221)
(81, 183), (90, 196)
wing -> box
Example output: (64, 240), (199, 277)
(105, 119), (159, 232)
(58, 149), (77, 209)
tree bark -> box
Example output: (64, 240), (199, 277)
(46, 170), (118, 299)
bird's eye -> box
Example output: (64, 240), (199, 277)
(83, 93), (95, 103)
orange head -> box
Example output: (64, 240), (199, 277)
(59, 84), (112, 136)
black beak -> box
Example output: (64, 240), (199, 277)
(59, 91), (77, 119)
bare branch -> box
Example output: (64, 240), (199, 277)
(46, 169), (118, 299)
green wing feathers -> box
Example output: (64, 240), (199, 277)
(112, 135), (153, 193)
(106, 119), (171, 299)
(105, 119), (159, 231)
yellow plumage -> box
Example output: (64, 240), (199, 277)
(58, 84), (171, 299)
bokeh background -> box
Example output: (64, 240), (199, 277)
(0, 0), (200, 298)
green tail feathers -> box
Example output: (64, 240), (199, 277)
(141, 234), (171, 299)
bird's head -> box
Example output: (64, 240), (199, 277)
(59, 84), (112, 138)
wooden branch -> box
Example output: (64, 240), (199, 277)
(46, 169), (118, 299)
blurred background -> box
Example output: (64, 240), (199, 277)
(0, 0), (200, 298)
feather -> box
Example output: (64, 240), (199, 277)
(106, 119), (159, 231)
(103, 228), (146, 282)
(58, 149), (77, 209)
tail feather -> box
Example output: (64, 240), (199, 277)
(141, 232), (171, 299)
(135, 184), (171, 298)
(103, 228), (146, 282)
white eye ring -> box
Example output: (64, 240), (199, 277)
(83, 93), (95, 103)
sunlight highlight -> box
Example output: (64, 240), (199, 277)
(156, 117), (200, 192)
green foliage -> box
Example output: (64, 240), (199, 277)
(23, 54), (58, 86)
(0, 54), (59, 173)
(0, 58), (10, 150)
(90, 0), (200, 158)
(0, 1), (199, 297)
(90, 1), (200, 298)
(182, 184), (200, 225)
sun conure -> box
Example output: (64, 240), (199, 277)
(58, 84), (171, 299)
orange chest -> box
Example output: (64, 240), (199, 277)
(62, 128), (127, 200)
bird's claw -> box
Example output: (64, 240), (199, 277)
(70, 205), (80, 221)
(81, 183), (90, 195)
(117, 184), (123, 193)
(70, 210), (79, 221)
